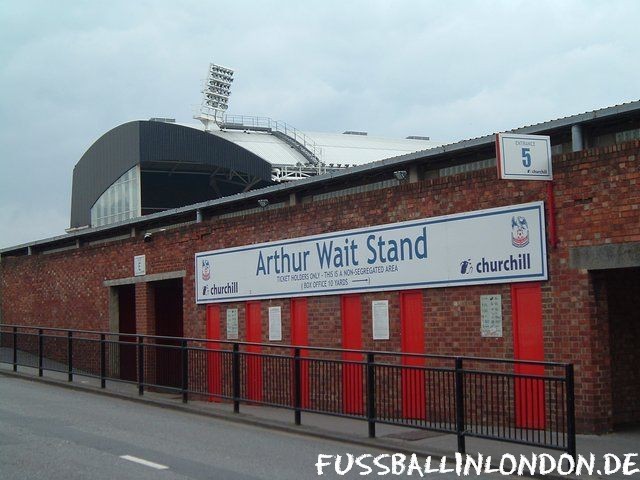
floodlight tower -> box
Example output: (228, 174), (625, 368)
(195, 63), (234, 131)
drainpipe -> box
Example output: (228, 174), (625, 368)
(571, 124), (583, 152)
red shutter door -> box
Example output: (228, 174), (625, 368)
(291, 298), (310, 408)
(206, 304), (222, 402)
(401, 291), (426, 420)
(512, 283), (546, 429)
(341, 295), (363, 415)
(246, 301), (263, 402)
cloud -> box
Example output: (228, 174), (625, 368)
(0, 203), (69, 249)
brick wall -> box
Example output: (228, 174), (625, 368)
(1, 141), (639, 433)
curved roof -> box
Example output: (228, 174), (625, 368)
(70, 120), (273, 228)
(209, 129), (309, 166)
(207, 128), (442, 167)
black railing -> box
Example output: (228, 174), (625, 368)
(0, 324), (576, 456)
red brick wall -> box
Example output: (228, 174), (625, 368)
(1, 140), (639, 433)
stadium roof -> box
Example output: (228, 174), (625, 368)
(196, 125), (441, 167)
(3, 99), (639, 256)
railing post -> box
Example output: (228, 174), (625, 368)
(455, 357), (466, 454)
(67, 331), (73, 382)
(181, 339), (189, 404)
(565, 364), (577, 459)
(293, 347), (301, 425)
(12, 326), (17, 372)
(366, 353), (376, 438)
(137, 336), (144, 396)
(100, 333), (106, 389)
(38, 328), (43, 377)
(232, 343), (240, 413)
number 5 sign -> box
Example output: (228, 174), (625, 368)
(496, 133), (553, 181)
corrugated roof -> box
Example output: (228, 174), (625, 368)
(511, 99), (640, 133)
(382, 99), (640, 162)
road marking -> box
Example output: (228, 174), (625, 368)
(120, 455), (169, 470)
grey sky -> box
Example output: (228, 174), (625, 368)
(1, 0), (639, 248)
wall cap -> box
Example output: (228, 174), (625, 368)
(569, 243), (640, 270)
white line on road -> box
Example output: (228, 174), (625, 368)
(120, 455), (169, 470)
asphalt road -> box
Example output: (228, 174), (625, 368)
(0, 376), (499, 479)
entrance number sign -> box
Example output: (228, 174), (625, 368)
(496, 133), (553, 181)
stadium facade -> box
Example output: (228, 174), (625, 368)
(70, 117), (438, 229)
(1, 101), (640, 434)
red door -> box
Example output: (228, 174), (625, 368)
(246, 301), (263, 402)
(512, 283), (546, 429)
(341, 295), (363, 415)
(291, 298), (310, 408)
(206, 305), (222, 402)
(401, 291), (426, 419)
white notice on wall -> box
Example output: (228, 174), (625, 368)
(226, 308), (238, 340)
(480, 295), (502, 337)
(134, 255), (146, 276)
(372, 300), (390, 340)
(268, 306), (282, 341)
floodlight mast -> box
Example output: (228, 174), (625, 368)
(195, 63), (234, 131)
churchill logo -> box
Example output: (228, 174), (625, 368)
(460, 259), (473, 274)
(511, 216), (529, 248)
(201, 259), (211, 281)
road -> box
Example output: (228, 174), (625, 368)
(0, 376), (500, 479)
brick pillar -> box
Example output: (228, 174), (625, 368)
(135, 282), (156, 386)
(135, 282), (155, 335)
(581, 272), (613, 433)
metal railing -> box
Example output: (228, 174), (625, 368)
(271, 163), (348, 182)
(220, 115), (323, 165)
(0, 324), (575, 457)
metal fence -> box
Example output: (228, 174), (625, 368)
(0, 324), (575, 456)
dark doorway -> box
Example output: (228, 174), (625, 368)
(117, 284), (137, 382)
(152, 279), (184, 389)
(603, 267), (640, 427)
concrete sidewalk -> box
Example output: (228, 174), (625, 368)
(1, 363), (638, 479)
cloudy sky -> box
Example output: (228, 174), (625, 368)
(1, 0), (639, 248)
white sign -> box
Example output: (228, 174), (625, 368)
(372, 300), (390, 340)
(480, 295), (502, 337)
(195, 202), (547, 303)
(226, 309), (238, 339)
(497, 133), (553, 181)
(134, 255), (146, 276)
(268, 306), (282, 341)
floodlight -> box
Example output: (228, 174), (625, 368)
(258, 199), (269, 208)
(196, 63), (234, 130)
